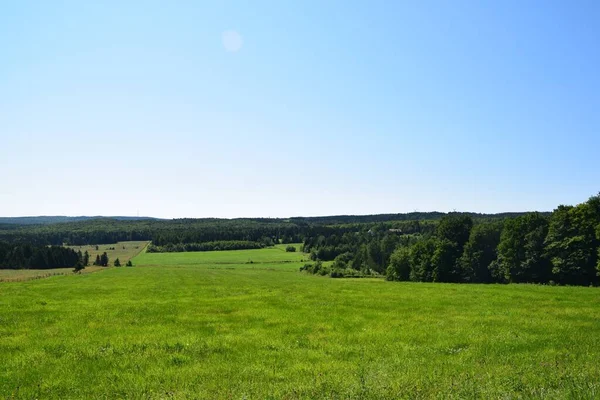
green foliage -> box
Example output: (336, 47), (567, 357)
(147, 240), (264, 253)
(409, 238), (437, 282)
(0, 242), (81, 270)
(432, 239), (460, 282)
(436, 214), (473, 250)
(125, 260), (133, 267)
(99, 252), (109, 267)
(545, 196), (600, 285)
(386, 247), (410, 281)
(285, 245), (296, 252)
(496, 213), (551, 283)
(114, 258), (121, 267)
(460, 222), (502, 283)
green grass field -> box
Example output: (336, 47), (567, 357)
(137, 243), (308, 266)
(1, 247), (600, 399)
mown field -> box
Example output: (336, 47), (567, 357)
(0, 241), (149, 282)
(67, 240), (150, 265)
(1, 246), (600, 399)
(139, 243), (307, 267)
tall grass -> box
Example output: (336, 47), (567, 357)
(0, 248), (599, 398)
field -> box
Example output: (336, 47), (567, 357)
(67, 240), (150, 265)
(1, 247), (600, 399)
(139, 243), (307, 267)
(0, 241), (149, 282)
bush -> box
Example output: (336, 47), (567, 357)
(285, 245), (296, 252)
(114, 258), (121, 267)
(126, 260), (133, 267)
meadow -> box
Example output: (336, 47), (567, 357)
(1, 246), (599, 399)
(67, 240), (150, 265)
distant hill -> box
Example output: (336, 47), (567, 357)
(0, 216), (160, 226)
(0, 212), (543, 227)
(290, 211), (546, 225)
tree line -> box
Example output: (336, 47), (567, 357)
(0, 242), (83, 270)
(303, 194), (600, 286)
(0, 212), (529, 248)
(147, 240), (266, 253)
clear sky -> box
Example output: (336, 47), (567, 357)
(1, 1), (599, 218)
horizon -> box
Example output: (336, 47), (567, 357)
(2, 1), (599, 218)
(0, 207), (555, 221)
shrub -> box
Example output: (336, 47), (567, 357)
(285, 245), (296, 252)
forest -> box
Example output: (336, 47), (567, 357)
(302, 194), (600, 286)
(0, 242), (83, 270)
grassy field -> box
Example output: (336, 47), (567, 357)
(1, 247), (600, 398)
(0, 241), (149, 282)
(137, 243), (308, 266)
(67, 240), (150, 265)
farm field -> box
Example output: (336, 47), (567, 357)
(138, 243), (307, 266)
(67, 240), (150, 264)
(0, 241), (149, 282)
(1, 248), (600, 399)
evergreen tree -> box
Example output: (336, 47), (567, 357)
(100, 252), (109, 267)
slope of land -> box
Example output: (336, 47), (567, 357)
(1, 247), (599, 398)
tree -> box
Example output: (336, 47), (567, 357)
(496, 213), (550, 283)
(386, 247), (410, 281)
(545, 196), (600, 285)
(73, 262), (85, 273)
(436, 215), (473, 251)
(351, 245), (368, 271)
(94, 255), (101, 266)
(459, 222), (502, 283)
(409, 238), (437, 282)
(332, 252), (353, 270)
(83, 250), (90, 266)
(114, 258), (121, 267)
(126, 260), (133, 267)
(77, 250), (83, 266)
(100, 252), (109, 267)
(285, 245), (296, 252)
(432, 239), (460, 282)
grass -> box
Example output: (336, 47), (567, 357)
(1, 247), (600, 398)
(0, 241), (149, 282)
(66, 240), (150, 265)
(137, 243), (308, 266)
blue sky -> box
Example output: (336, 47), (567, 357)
(1, 1), (599, 218)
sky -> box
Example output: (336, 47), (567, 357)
(1, 1), (599, 218)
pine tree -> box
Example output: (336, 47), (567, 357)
(100, 252), (109, 267)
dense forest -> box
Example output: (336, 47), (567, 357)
(0, 212), (529, 247)
(0, 242), (84, 270)
(302, 194), (600, 286)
